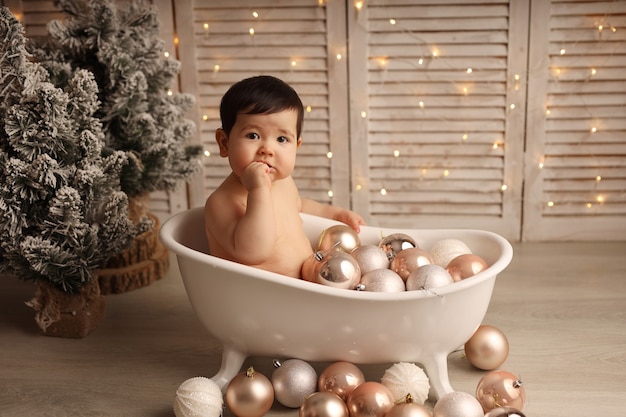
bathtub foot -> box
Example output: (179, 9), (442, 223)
(209, 346), (247, 392)
(421, 353), (455, 401)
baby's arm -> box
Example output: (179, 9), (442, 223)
(300, 198), (365, 233)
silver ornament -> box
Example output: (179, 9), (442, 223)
(379, 233), (417, 260)
(271, 359), (318, 408)
(351, 244), (389, 274)
(433, 391), (484, 417)
(359, 269), (405, 292)
(406, 264), (454, 291)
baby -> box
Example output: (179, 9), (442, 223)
(204, 75), (364, 278)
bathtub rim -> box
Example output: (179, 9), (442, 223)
(159, 207), (513, 301)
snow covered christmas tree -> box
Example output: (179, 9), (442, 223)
(0, 7), (147, 336)
(26, 0), (203, 293)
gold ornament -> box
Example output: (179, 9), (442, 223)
(318, 361), (365, 401)
(300, 391), (349, 417)
(390, 247), (433, 281)
(346, 381), (394, 417)
(446, 254), (488, 282)
(475, 370), (525, 412)
(464, 325), (509, 370)
(317, 225), (361, 253)
(225, 366), (274, 417)
(385, 394), (432, 417)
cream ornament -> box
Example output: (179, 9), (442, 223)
(173, 377), (223, 417)
(406, 264), (454, 292)
(359, 268), (405, 292)
(351, 244), (390, 274)
(464, 324), (509, 370)
(381, 362), (430, 405)
(433, 391), (484, 417)
(429, 239), (472, 268)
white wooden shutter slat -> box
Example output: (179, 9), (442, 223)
(523, 0), (626, 240)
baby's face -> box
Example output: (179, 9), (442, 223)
(222, 110), (302, 182)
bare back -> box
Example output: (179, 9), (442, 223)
(204, 173), (314, 278)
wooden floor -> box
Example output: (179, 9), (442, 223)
(1, 241), (625, 416)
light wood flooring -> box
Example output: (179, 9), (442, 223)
(1, 241), (625, 416)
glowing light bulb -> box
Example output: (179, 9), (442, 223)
(203, 150), (211, 157)
(249, 28), (255, 36)
(203, 23), (209, 30)
(336, 53), (342, 60)
(356, 184), (362, 191)
(326, 151), (333, 159)
(547, 201), (554, 207)
(560, 48), (566, 55)
(393, 149), (400, 157)
(291, 60), (297, 67)
(380, 188), (387, 196)
(432, 50), (439, 57)
(586, 203), (593, 208)
(164, 51), (170, 58)
(213, 64), (220, 72)
(252, 11), (259, 18)
(418, 101), (425, 108)
(361, 111), (367, 118)
(466, 68), (473, 74)
(597, 195), (605, 203)
(355, 1), (364, 11)
(389, 18), (396, 25)
(202, 114), (209, 121)
(418, 58), (424, 65)
(590, 68), (597, 76)
(328, 190), (334, 198)
(167, 89), (173, 96)
(598, 24), (603, 31)
(545, 108), (551, 116)
(462, 134), (468, 141)
(510, 103), (516, 110)
(443, 169), (450, 177)
(538, 162), (544, 169)
(500, 184), (508, 191)
(596, 175), (602, 182)
(514, 74), (520, 81)
(591, 126), (597, 133)
(306, 105), (312, 112)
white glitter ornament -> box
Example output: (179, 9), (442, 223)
(433, 391), (483, 417)
(406, 264), (454, 292)
(173, 377), (223, 417)
(381, 362), (430, 405)
(429, 239), (472, 268)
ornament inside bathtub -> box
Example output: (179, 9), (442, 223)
(159, 207), (513, 400)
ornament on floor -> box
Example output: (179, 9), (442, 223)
(484, 406), (527, 417)
(302, 250), (361, 290)
(446, 254), (488, 281)
(379, 233), (417, 260)
(406, 264), (454, 292)
(390, 247), (434, 281)
(385, 394), (432, 417)
(300, 391), (349, 417)
(429, 239), (472, 268)
(317, 224), (361, 253)
(464, 324), (509, 370)
(271, 359), (318, 408)
(346, 381), (394, 417)
(432, 391), (484, 417)
(475, 370), (526, 412)
(351, 244), (390, 274)
(381, 362), (430, 405)
(225, 366), (274, 417)
(359, 268), (405, 292)
(318, 361), (365, 401)
(173, 377), (222, 417)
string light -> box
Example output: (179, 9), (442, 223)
(249, 28), (255, 36)
(252, 11), (259, 18)
(547, 201), (554, 207)
(336, 53), (342, 60)
(203, 150), (211, 157)
(462, 134), (468, 141)
(164, 51), (170, 58)
(355, 1), (364, 11)
(466, 68), (473, 74)
(501, 184), (508, 191)
(361, 111), (367, 118)
(393, 149), (400, 157)
(203, 23), (209, 31)
(591, 126), (597, 133)
(167, 89), (173, 96)
(559, 48), (566, 55)
(328, 190), (334, 197)
(596, 175), (602, 182)
(380, 188), (387, 196)
(202, 114), (209, 121)
(326, 151), (333, 159)
(306, 105), (312, 112)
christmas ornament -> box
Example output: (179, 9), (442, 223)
(379, 233), (417, 260)
(390, 248), (433, 281)
(429, 239), (472, 268)
(484, 407), (527, 417)
(173, 377), (223, 417)
(385, 394), (432, 417)
(225, 366), (274, 417)
(272, 359), (318, 408)
(359, 269), (405, 292)
(476, 370), (525, 412)
(351, 244), (390, 274)
(381, 362), (430, 405)
(318, 361), (365, 401)
(406, 265), (454, 292)
(432, 391), (483, 417)
(317, 225), (361, 253)
(346, 381), (394, 417)
(302, 251), (361, 290)
(446, 254), (489, 282)
(299, 392), (349, 417)
(464, 325), (509, 370)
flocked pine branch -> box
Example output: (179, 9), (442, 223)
(28, 0), (202, 198)
(0, 7), (147, 293)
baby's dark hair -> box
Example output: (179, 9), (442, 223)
(220, 75), (304, 137)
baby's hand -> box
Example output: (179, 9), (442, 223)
(241, 161), (272, 191)
(336, 209), (366, 234)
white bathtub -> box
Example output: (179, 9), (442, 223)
(159, 207), (513, 400)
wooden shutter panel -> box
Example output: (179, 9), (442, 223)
(348, 0), (528, 241)
(523, 0), (626, 240)
(177, 0), (350, 210)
